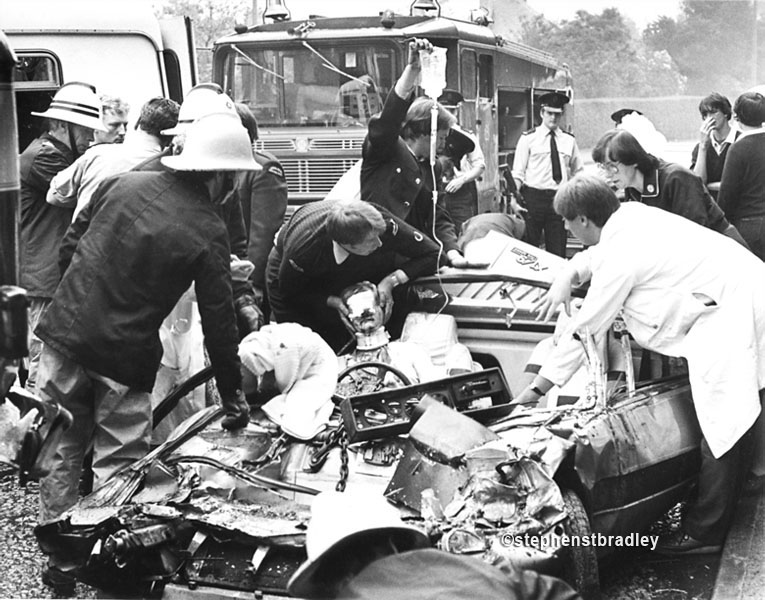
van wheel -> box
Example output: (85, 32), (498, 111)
(561, 488), (601, 600)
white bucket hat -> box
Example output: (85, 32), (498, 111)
(31, 81), (108, 131)
(287, 491), (429, 598)
(160, 112), (261, 172)
(161, 83), (237, 136)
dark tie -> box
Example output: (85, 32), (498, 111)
(550, 131), (562, 184)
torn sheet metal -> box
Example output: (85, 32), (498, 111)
(184, 495), (307, 545)
(444, 445), (566, 534)
(386, 401), (499, 511)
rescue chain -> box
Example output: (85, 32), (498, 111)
(307, 425), (343, 471)
(241, 432), (288, 469)
(336, 428), (349, 492)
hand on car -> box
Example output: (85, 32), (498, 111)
(446, 249), (490, 269)
(533, 268), (575, 321)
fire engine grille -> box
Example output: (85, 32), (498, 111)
(310, 138), (364, 150)
(281, 158), (359, 195)
(255, 138), (363, 152)
(255, 139), (295, 152)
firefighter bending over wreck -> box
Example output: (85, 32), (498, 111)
(266, 199), (442, 352)
(33, 112), (258, 594)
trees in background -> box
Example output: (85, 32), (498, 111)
(155, 0), (763, 98)
(521, 8), (683, 98)
(521, 0), (763, 99)
(153, 0), (251, 81)
(645, 0), (760, 95)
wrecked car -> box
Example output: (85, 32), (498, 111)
(34, 235), (702, 600)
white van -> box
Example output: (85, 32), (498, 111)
(3, 0), (197, 150)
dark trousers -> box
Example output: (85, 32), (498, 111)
(684, 424), (755, 544)
(521, 186), (566, 257)
(444, 182), (478, 233)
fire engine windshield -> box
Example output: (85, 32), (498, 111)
(220, 42), (397, 128)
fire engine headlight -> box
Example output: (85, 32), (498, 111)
(295, 137), (309, 153)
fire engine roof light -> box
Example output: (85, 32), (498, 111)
(410, 0), (441, 17)
(380, 9), (396, 28)
(263, 0), (291, 23)
(470, 7), (493, 26)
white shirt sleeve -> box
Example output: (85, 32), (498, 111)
(47, 156), (86, 208)
(540, 245), (637, 385)
(511, 133), (531, 186)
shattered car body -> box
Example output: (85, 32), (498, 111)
(35, 235), (702, 599)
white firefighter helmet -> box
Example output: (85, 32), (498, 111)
(160, 112), (261, 172)
(31, 81), (108, 132)
(161, 83), (237, 136)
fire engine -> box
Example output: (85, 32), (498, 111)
(212, 0), (572, 213)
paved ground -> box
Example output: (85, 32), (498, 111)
(711, 480), (765, 600)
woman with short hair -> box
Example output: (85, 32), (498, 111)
(592, 129), (747, 247)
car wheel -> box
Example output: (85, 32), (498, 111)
(561, 488), (601, 600)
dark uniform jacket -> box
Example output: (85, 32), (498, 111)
(133, 150), (253, 302)
(624, 160), (731, 234)
(266, 199), (441, 349)
(19, 133), (75, 297)
(360, 91), (459, 253)
(229, 150), (288, 292)
(36, 170), (241, 395)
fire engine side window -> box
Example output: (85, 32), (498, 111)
(478, 54), (494, 99)
(460, 48), (477, 100)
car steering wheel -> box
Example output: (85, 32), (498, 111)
(334, 361), (412, 400)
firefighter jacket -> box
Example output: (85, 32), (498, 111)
(19, 133), (75, 298)
(360, 91), (459, 253)
(36, 169), (241, 395)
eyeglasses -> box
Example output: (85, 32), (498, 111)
(597, 162), (619, 174)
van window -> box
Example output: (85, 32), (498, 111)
(13, 53), (60, 88)
(14, 53), (61, 150)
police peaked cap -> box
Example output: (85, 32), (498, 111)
(443, 125), (475, 160)
(539, 91), (570, 112)
(611, 108), (643, 124)
(437, 89), (464, 108)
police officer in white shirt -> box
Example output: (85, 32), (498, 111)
(511, 91), (583, 257)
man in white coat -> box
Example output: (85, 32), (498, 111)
(514, 174), (765, 554)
